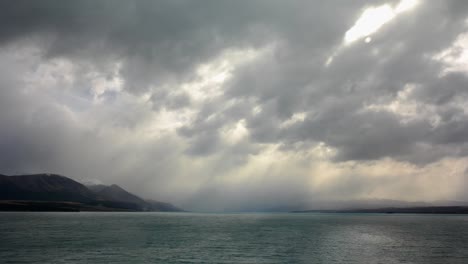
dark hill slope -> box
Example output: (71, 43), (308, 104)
(0, 173), (184, 212)
(0, 174), (96, 203)
(87, 184), (184, 212)
(89, 184), (146, 205)
(146, 199), (185, 212)
(87, 184), (148, 211)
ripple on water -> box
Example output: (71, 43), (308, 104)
(1, 212), (468, 264)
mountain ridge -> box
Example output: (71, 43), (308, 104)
(0, 173), (183, 212)
(0, 173), (97, 203)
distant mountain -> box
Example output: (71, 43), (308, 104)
(303, 199), (433, 210)
(0, 174), (97, 203)
(292, 206), (468, 214)
(88, 184), (147, 206)
(86, 184), (183, 212)
(285, 198), (468, 214)
(0, 173), (183, 212)
(146, 199), (185, 212)
(85, 184), (107, 193)
(256, 199), (468, 212)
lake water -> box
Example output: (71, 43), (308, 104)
(1, 212), (468, 263)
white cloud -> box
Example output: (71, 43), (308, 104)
(434, 31), (468, 74)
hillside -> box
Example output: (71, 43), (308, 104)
(0, 174), (97, 203)
(0, 174), (183, 212)
(88, 184), (147, 206)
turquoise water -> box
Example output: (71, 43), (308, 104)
(1, 212), (468, 263)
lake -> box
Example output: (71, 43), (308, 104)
(1, 212), (467, 263)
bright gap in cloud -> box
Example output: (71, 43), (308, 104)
(222, 119), (248, 144)
(434, 32), (468, 74)
(344, 0), (419, 44)
(280, 112), (307, 128)
(89, 62), (124, 102)
(363, 83), (441, 126)
(183, 47), (269, 102)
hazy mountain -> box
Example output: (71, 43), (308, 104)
(257, 199), (468, 213)
(86, 184), (107, 193)
(303, 199), (433, 210)
(285, 199), (468, 214)
(292, 206), (468, 214)
(145, 199), (185, 212)
(0, 173), (183, 212)
(88, 184), (147, 206)
(86, 184), (184, 211)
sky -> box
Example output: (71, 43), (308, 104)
(0, 0), (468, 211)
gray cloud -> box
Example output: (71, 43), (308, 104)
(1, 0), (468, 211)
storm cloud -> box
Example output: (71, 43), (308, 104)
(0, 0), (467, 211)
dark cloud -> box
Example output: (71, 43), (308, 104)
(0, 0), (277, 92)
(1, 0), (468, 210)
(218, 0), (468, 164)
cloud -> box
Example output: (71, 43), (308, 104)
(344, 0), (419, 44)
(1, 0), (468, 211)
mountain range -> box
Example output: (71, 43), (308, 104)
(0, 173), (183, 212)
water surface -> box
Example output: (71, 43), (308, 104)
(1, 212), (467, 263)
